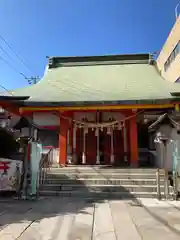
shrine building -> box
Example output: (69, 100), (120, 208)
(2, 53), (180, 167)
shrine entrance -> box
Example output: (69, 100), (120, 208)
(76, 125), (125, 166)
(59, 110), (139, 167)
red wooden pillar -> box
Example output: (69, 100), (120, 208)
(114, 129), (124, 165)
(69, 122), (73, 155)
(76, 128), (83, 164)
(59, 117), (69, 166)
(103, 128), (111, 164)
(86, 129), (97, 165)
(129, 115), (138, 167)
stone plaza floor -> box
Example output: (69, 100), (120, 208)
(0, 197), (180, 239)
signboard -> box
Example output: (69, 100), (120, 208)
(172, 141), (178, 176)
(30, 142), (42, 195)
(0, 159), (22, 191)
(33, 113), (59, 126)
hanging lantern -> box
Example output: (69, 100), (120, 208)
(95, 128), (98, 136)
(132, 108), (137, 113)
(118, 123), (122, 130)
(84, 126), (88, 134)
(74, 123), (77, 131)
(144, 118), (148, 124)
(107, 126), (111, 135)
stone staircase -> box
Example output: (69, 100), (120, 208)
(39, 166), (172, 199)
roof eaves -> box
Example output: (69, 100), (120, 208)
(18, 98), (176, 107)
(148, 113), (168, 130)
(48, 53), (151, 68)
(53, 59), (149, 68)
(148, 114), (180, 131)
(0, 96), (29, 101)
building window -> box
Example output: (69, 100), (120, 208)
(175, 77), (180, 83)
(174, 41), (180, 58)
(164, 40), (180, 72)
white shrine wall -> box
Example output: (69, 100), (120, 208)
(33, 112), (59, 126)
(102, 112), (125, 121)
(74, 112), (96, 121)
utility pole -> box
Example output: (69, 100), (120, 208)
(25, 76), (40, 85)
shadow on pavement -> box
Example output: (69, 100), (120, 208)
(0, 171), (137, 231)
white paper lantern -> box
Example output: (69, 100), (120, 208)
(107, 127), (111, 135)
(118, 124), (122, 130)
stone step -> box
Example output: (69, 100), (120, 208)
(46, 173), (163, 180)
(44, 178), (164, 185)
(40, 184), (169, 193)
(49, 167), (163, 174)
(39, 190), (168, 199)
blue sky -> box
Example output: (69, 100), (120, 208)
(0, 0), (179, 90)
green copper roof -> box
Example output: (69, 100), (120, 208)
(11, 54), (180, 105)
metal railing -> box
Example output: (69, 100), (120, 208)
(39, 149), (53, 187)
(156, 168), (170, 200)
(156, 168), (176, 200)
(156, 168), (161, 200)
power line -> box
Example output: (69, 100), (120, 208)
(0, 54), (38, 85)
(0, 35), (36, 75)
(47, 80), (89, 99)
(48, 78), (122, 101)
(0, 45), (18, 65)
(64, 78), (110, 95)
(50, 78), (121, 99)
(0, 84), (13, 96)
(55, 80), (104, 98)
(0, 45), (29, 80)
(0, 54), (27, 78)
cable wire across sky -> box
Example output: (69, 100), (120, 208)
(0, 34), (40, 92)
(0, 35), (36, 76)
(0, 54), (27, 79)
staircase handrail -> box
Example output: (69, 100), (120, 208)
(39, 148), (53, 187)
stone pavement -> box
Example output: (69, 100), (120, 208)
(0, 197), (180, 239)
